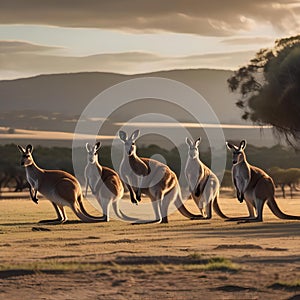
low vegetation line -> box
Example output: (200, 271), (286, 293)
(0, 255), (240, 277)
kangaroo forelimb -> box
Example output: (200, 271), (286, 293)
(29, 187), (38, 204)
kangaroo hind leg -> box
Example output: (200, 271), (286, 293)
(99, 197), (112, 222)
(39, 202), (67, 225)
(160, 189), (177, 224)
(225, 197), (256, 222)
(237, 198), (264, 223)
(131, 191), (163, 225)
(201, 180), (216, 219)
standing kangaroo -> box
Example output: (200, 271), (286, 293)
(18, 144), (102, 224)
(119, 129), (202, 224)
(226, 140), (300, 222)
(85, 142), (137, 222)
(185, 137), (228, 219)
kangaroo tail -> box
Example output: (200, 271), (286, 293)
(213, 195), (229, 219)
(267, 197), (300, 220)
(75, 194), (104, 222)
(112, 200), (139, 221)
(175, 186), (203, 219)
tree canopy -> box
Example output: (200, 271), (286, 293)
(228, 35), (300, 147)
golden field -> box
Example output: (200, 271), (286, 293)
(0, 190), (300, 300)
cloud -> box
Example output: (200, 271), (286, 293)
(0, 40), (62, 54)
(0, 0), (299, 36)
(174, 50), (256, 66)
(0, 41), (256, 79)
(0, 47), (165, 76)
(221, 37), (275, 45)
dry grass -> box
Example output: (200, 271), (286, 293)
(202, 257), (239, 272)
(0, 193), (300, 299)
(268, 280), (300, 291)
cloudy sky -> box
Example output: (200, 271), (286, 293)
(0, 0), (299, 79)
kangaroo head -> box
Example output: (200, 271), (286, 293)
(17, 144), (34, 167)
(86, 142), (101, 163)
(186, 137), (201, 159)
(119, 129), (140, 156)
(226, 140), (247, 164)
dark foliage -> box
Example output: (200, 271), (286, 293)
(228, 35), (300, 147)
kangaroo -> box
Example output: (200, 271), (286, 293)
(185, 137), (228, 219)
(118, 129), (203, 224)
(226, 140), (300, 222)
(85, 142), (137, 222)
(18, 144), (103, 224)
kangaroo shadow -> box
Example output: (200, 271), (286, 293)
(0, 220), (84, 227)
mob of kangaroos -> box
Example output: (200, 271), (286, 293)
(17, 136), (300, 225)
(226, 140), (300, 222)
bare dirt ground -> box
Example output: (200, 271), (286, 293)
(0, 190), (300, 300)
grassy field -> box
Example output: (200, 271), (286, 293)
(1, 191), (300, 299)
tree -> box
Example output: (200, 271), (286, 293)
(269, 167), (300, 198)
(283, 168), (300, 198)
(228, 35), (300, 147)
(269, 167), (287, 198)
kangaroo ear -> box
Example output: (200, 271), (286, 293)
(26, 144), (33, 153)
(226, 142), (234, 150)
(185, 137), (193, 148)
(226, 142), (240, 151)
(195, 137), (201, 148)
(130, 129), (140, 141)
(119, 130), (127, 142)
(17, 145), (26, 154)
(94, 141), (101, 152)
(86, 143), (92, 152)
(240, 140), (247, 150)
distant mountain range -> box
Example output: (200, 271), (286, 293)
(0, 69), (278, 147)
(0, 69), (240, 125)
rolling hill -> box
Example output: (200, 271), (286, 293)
(0, 69), (239, 125)
(0, 69), (278, 148)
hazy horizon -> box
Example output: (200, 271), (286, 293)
(0, 66), (233, 82)
(0, 122), (277, 149)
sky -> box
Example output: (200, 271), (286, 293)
(0, 0), (299, 80)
